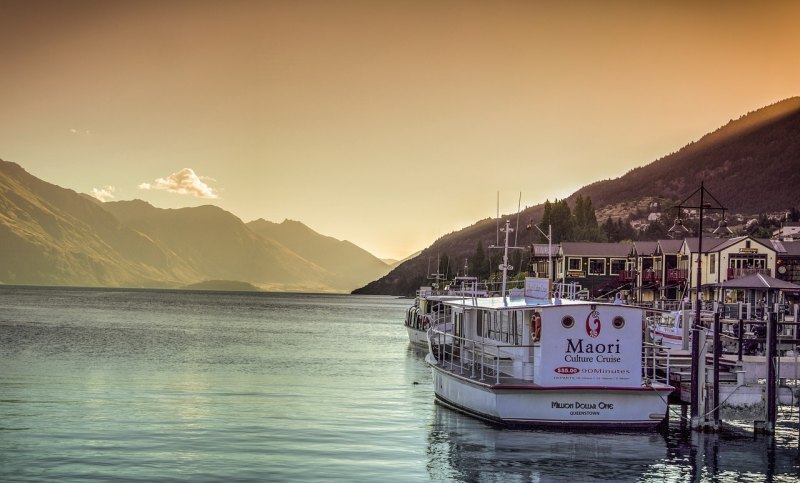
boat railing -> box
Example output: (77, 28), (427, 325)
(551, 281), (584, 300)
(642, 341), (672, 386)
(428, 326), (532, 384)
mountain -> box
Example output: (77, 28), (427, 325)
(0, 160), (175, 286)
(572, 97), (800, 214)
(0, 160), (386, 292)
(102, 200), (336, 290)
(355, 97), (800, 295)
(246, 218), (390, 291)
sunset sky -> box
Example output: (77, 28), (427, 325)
(2, 1), (799, 260)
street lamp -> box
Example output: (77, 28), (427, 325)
(668, 181), (728, 429)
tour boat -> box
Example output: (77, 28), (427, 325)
(405, 277), (487, 349)
(424, 221), (674, 428)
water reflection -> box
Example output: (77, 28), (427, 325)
(427, 404), (669, 481)
(660, 427), (800, 482)
(427, 404), (800, 482)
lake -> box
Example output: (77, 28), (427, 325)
(1, 286), (798, 481)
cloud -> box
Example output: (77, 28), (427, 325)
(138, 168), (219, 199)
(90, 186), (116, 202)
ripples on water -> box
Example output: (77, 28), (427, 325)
(1, 286), (798, 482)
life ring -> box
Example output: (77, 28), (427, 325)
(530, 311), (542, 342)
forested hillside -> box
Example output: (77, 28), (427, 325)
(355, 97), (800, 296)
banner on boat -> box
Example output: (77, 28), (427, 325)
(537, 305), (641, 387)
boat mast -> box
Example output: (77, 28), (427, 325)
(499, 220), (513, 304)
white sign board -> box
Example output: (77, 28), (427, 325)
(524, 277), (551, 300)
(537, 304), (642, 387)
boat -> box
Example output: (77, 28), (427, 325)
(647, 310), (691, 349)
(646, 309), (726, 350)
(424, 221), (674, 429)
(404, 276), (487, 349)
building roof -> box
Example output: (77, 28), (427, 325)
(762, 239), (786, 253)
(530, 243), (559, 257)
(632, 241), (658, 256)
(682, 236), (774, 254)
(656, 239), (684, 254)
(781, 240), (800, 256)
(764, 239), (800, 256)
(716, 273), (800, 290)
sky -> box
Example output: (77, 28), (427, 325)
(1, 1), (799, 260)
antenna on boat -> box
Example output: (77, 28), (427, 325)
(499, 220), (513, 304)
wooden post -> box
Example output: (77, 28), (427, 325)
(737, 319), (743, 361)
(713, 312), (721, 428)
(765, 311), (777, 434)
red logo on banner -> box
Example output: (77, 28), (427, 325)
(586, 310), (601, 338)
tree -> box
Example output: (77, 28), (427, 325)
(470, 240), (487, 280)
(544, 199), (573, 243)
(573, 195), (605, 242)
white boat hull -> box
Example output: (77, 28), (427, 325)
(406, 326), (428, 348)
(430, 363), (672, 428)
(650, 327), (686, 349)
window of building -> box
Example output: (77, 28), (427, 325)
(588, 258), (606, 276)
(568, 257), (582, 271)
(609, 258), (627, 275)
(709, 254), (716, 273)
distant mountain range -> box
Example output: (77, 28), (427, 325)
(355, 97), (800, 296)
(5, 98), (799, 294)
(0, 160), (390, 292)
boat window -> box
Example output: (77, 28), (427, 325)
(514, 311), (523, 345)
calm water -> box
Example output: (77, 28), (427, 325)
(1, 286), (798, 482)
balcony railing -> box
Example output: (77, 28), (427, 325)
(616, 270), (659, 284)
(727, 267), (771, 280)
(667, 268), (689, 282)
(617, 270), (635, 282)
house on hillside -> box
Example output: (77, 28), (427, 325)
(772, 222), (800, 241)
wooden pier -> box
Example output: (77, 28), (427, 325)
(651, 315), (800, 436)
